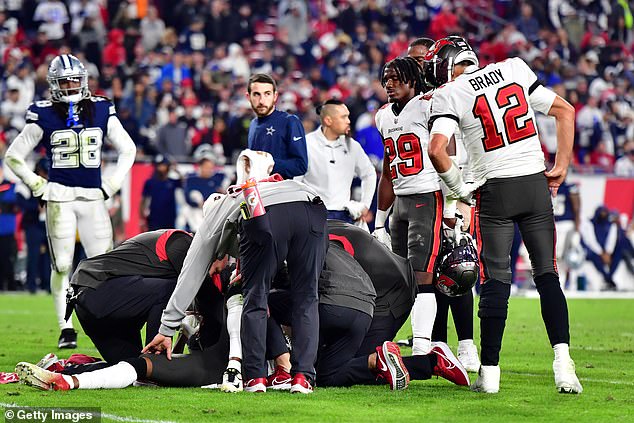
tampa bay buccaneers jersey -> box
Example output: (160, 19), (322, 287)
(429, 57), (557, 182)
(25, 97), (116, 189)
(375, 95), (440, 195)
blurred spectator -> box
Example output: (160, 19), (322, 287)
(0, 164), (18, 291)
(5, 61), (35, 110)
(140, 156), (183, 231)
(16, 158), (51, 294)
(182, 147), (230, 232)
(515, 2), (540, 43)
(102, 29), (126, 68)
(140, 5), (165, 52)
(33, 0), (69, 44)
(429, 3), (461, 41)
(1, 84), (25, 130)
(575, 95), (604, 163)
(155, 107), (190, 160)
(157, 50), (191, 90)
(28, 28), (59, 69)
(580, 206), (621, 290)
(614, 140), (634, 176)
(121, 79), (156, 130)
(278, 0), (309, 47)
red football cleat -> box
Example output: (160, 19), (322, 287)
(290, 373), (313, 394)
(15, 362), (71, 391)
(244, 377), (267, 393)
(431, 342), (470, 386)
(267, 366), (292, 391)
(375, 341), (410, 390)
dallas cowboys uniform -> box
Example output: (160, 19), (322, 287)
(6, 92), (135, 344)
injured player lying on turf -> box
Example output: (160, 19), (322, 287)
(15, 230), (469, 392)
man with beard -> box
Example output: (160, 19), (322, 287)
(246, 73), (308, 179)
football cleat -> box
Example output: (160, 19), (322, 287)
(471, 365), (500, 393)
(375, 341), (409, 390)
(221, 367), (243, 393)
(15, 362), (71, 391)
(58, 329), (77, 349)
(35, 353), (65, 372)
(457, 342), (481, 373)
(431, 342), (470, 386)
(267, 366), (292, 391)
(244, 377), (267, 393)
(290, 373), (313, 394)
(553, 358), (583, 394)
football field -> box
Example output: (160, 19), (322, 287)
(1, 295), (632, 422)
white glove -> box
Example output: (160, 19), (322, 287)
(180, 314), (201, 339)
(29, 176), (48, 198)
(448, 182), (475, 204)
(100, 177), (118, 199)
(344, 200), (367, 220)
(372, 227), (392, 250)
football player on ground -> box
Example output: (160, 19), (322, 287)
(372, 57), (444, 357)
(6, 54), (136, 349)
(15, 225), (470, 392)
(424, 36), (582, 394)
(407, 36), (481, 372)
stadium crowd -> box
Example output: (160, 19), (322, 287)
(1, 0), (634, 170)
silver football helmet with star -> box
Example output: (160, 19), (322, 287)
(46, 54), (90, 103)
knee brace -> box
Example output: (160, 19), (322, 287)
(478, 279), (511, 319)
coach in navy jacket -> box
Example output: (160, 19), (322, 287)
(246, 73), (308, 179)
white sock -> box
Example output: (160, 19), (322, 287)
(553, 343), (570, 361)
(226, 294), (243, 361)
(411, 292), (437, 355)
(458, 339), (475, 350)
(74, 362), (138, 389)
(51, 270), (73, 330)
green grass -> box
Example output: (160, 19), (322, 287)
(1, 295), (633, 422)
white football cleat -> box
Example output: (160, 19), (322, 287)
(470, 365), (500, 394)
(221, 367), (243, 393)
(553, 357), (583, 394)
(457, 342), (481, 372)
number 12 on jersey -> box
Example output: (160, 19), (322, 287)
(472, 82), (537, 152)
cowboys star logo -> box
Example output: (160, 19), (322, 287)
(266, 126), (276, 136)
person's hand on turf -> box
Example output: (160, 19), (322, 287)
(142, 334), (173, 360)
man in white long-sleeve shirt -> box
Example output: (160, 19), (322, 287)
(5, 54), (136, 349)
(297, 99), (376, 226)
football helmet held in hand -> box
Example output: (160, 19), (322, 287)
(435, 233), (479, 297)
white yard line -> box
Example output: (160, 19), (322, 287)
(0, 402), (178, 423)
(506, 372), (634, 386)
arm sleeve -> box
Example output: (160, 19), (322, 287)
(272, 115), (308, 178)
(104, 115), (136, 195)
(159, 197), (240, 336)
(5, 123), (44, 188)
(353, 142), (377, 208)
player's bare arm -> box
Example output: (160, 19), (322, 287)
(544, 96), (575, 196)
